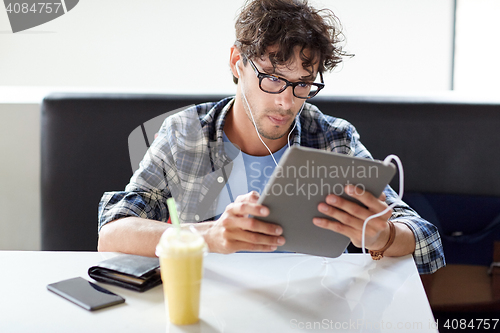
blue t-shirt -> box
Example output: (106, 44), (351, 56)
(214, 133), (288, 217)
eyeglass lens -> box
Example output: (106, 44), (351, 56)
(260, 77), (318, 98)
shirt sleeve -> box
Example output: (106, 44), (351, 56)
(98, 188), (170, 232)
(383, 186), (446, 274)
(97, 120), (174, 232)
(350, 125), (446, 274)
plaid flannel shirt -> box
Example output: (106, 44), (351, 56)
(98, 97), (445, 274)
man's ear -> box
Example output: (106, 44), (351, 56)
(229, 45), (242, 79)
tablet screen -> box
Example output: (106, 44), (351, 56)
(256, 146), (396, 258)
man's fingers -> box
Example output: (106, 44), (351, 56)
(319, 196), (392, 231)
(212, 216), (285, 254)
(229, 192), (268, 218)
(321, 196), (373, 223)
(222, 215), (282, 236)
(226, 200), (269, 218)
(321, 186), (392, 222)
(224, 225), (285, 247)
(235, 191), (260, 204)
(240, 216), (283, 235)
(318, 203), (360, 227)
(211, 191), (284, 254)
(344, 185), (388, 213)
(313, 218), (358, 239)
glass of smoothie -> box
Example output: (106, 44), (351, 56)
(156, 224), (207, 325)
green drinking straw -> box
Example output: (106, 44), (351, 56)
(166, 198), (180, 229)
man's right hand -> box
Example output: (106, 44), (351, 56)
(203, 191), (285, 254)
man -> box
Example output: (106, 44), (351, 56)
(98, 0), (445, 274)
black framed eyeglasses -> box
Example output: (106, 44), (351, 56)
(247, 58), (325, 99)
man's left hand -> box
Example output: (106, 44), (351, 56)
(313, 184), (392, 250)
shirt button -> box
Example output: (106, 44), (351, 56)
(195, 215), (199, 221)
(217, 176), (224, 183)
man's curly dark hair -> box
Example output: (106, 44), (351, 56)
(233, 0), (348, 84)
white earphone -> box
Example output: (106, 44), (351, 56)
(236, 60), (241, 77)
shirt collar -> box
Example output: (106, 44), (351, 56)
(206, 96), (306, 148)
(199, 96), (234, 142)
(198, 97), (235, 169)
(290, 112), (302, 146)
(216, 97), (235, 141)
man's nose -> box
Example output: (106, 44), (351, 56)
(275, 86), (295, 109)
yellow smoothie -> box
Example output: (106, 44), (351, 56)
(157, 227), (206, 325)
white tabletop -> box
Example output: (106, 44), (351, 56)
(0, 251), (437, 333)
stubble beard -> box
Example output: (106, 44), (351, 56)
(242, 98), (294, 141)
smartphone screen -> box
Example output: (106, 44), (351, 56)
(47, 277), (125, 311)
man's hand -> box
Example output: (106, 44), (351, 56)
(203, 191), (286, 254)
(313, 185), (393, 251)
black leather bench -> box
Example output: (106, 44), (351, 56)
(41, 93), (500, 266)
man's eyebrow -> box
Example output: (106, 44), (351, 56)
(300, 74), (316, 81)
(262, 66), (316, 82)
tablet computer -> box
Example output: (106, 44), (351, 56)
(255, 146), (396, 258)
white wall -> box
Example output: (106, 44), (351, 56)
(0, 104), (40, 250)
(315, 0), (454, 93)
(0, 0), (171, 88)
(454, 0), (500, 93)
(0, 0), (455, 250)
(0, 0), (454, 93)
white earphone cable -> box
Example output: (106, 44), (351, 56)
(237, 60), (404, 257)
(361, 155), (404, 255)
(240, 88), (280, 167)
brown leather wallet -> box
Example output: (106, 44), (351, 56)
(88, 254), (161, 292)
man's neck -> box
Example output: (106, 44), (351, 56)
(224, 99), (289, 156)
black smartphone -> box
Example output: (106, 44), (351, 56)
(47, 277), (125, 311)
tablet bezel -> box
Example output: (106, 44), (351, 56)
(255, 146), (396, 258)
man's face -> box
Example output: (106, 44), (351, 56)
(237, 47), (319, 141)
